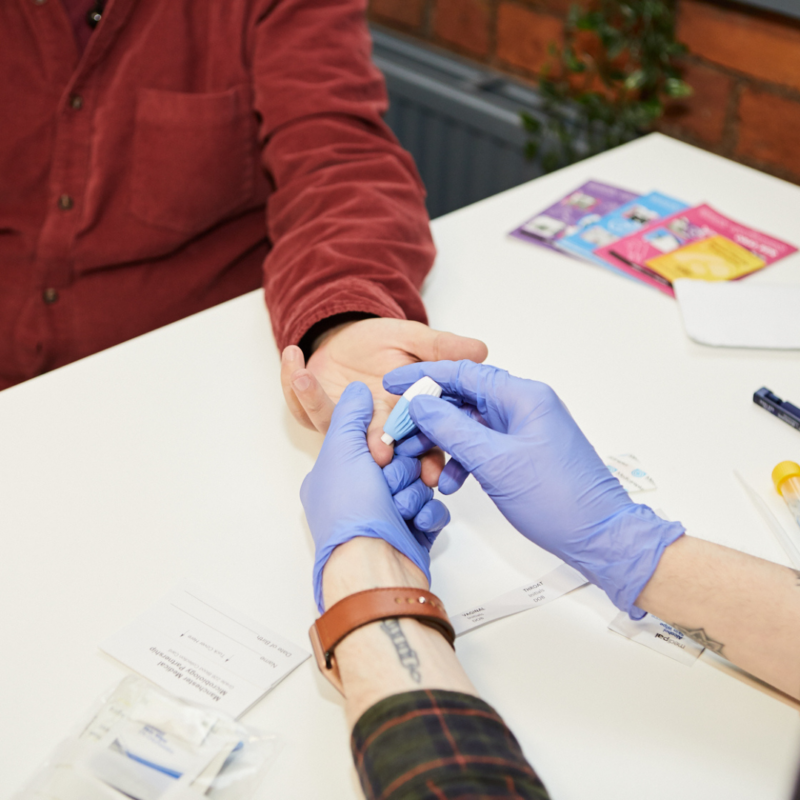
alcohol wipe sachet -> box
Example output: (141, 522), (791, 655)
(13, 676), (282, 800)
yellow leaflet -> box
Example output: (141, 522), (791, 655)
(645, 235), (766, 282)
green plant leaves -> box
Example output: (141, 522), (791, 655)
(522, 0), (690, 171)
(664, 77), (693, 98)
(624, 70), (645, 90)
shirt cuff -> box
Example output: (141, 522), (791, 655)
(351, 689), (550, 800)
(270, 277), (427, 353)
(297, 311), (377, 361)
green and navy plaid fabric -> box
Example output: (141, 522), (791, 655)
(351, 689), (550, 800)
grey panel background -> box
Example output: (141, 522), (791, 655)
(732, 0), (800, 20)
(371, 28), (584, 219)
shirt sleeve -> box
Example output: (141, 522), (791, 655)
(250, 0), (435, 351)
(351, 689), (551, 800)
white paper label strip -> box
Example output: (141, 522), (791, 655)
(450, 563), (588, 637)
(605, 454), (657, 493)
(609, 611), (704, 665)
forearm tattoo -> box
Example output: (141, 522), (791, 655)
(672, 624), (725, 655)
(793, 569), (800, 588)
(380, 619), (422, 683)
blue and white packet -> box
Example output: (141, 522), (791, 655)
(557, 192), (689, 269)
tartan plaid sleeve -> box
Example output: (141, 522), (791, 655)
(351, 689), (550, 800)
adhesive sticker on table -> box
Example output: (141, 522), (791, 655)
(605, 454), (657, 493)
(101, 583), (309, 717)
(609, 611), (704, 665)
(450, 562), (588, 636)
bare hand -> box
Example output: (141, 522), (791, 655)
(280, 318), (488, 485)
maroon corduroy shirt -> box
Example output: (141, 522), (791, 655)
(0, 0), (434, 391)
(62, 0), (95, 54)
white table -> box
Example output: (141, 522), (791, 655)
(3, 133), (800, 800)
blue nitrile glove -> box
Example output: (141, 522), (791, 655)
(301, 382), (450, 613)
(384, 361), (685, 618)
(383, 454), (450, 549)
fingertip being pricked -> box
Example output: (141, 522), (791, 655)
(420, 448), (446, 488)
(367, 427), (394, 467)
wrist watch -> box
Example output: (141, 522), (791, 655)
(309, 587), (456, 696)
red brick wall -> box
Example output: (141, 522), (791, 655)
(368, 0), (800, 185)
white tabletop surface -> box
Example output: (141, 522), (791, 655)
(3, 133), (800, 799)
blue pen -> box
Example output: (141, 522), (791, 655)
(753, 387), (800, 433)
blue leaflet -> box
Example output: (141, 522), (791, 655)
(556, 191), (689, 269)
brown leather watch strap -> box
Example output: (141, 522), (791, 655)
(309, 587), (455, 696)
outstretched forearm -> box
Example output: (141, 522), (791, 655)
(322, 537), (476, 727)
(253, 1), (434, 352)
(322, 538), (549, 799)
(636, 535), (800, 699)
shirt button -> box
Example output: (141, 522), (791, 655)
(42, 288), (59, 304)
(69, 94), (83, 110)
(58, 194), (74, 210)
(33, 0), (47, 5)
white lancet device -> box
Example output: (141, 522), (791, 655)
(381, 377), (443, 446)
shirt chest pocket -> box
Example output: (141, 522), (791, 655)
(130, 85), (257, 236)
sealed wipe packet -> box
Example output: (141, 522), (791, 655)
(13, 676), (282, 800)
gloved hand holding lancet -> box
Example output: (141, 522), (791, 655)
(380, 376), (443, 446)
(383, 360), (685, 618)
(301, 381), (450, 613)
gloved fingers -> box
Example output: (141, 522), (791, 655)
(383, 456), (422, 495)
(412, 498), (450, 534)
(409, 499), (449, 551)
(409, 394), (503, 474)
(326, 381), (374, 438)
(392, 394), (464, 459)
(438, 457), (469, 495)
(300, 383), (375, 507)
(394, 403), (479, 493)
(393, 478), (434, 520)
(457, 401), (489, 427)
(394, 430), (436, 458)
(411, 527), (438, 551)
(392, 433), (449, 489)
(439, 406), (487, 498)
(384, 360), (504, 411)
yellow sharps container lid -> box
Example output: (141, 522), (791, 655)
(772, 461), (800, 492)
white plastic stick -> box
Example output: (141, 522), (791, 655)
(734, 470), (800, 569)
